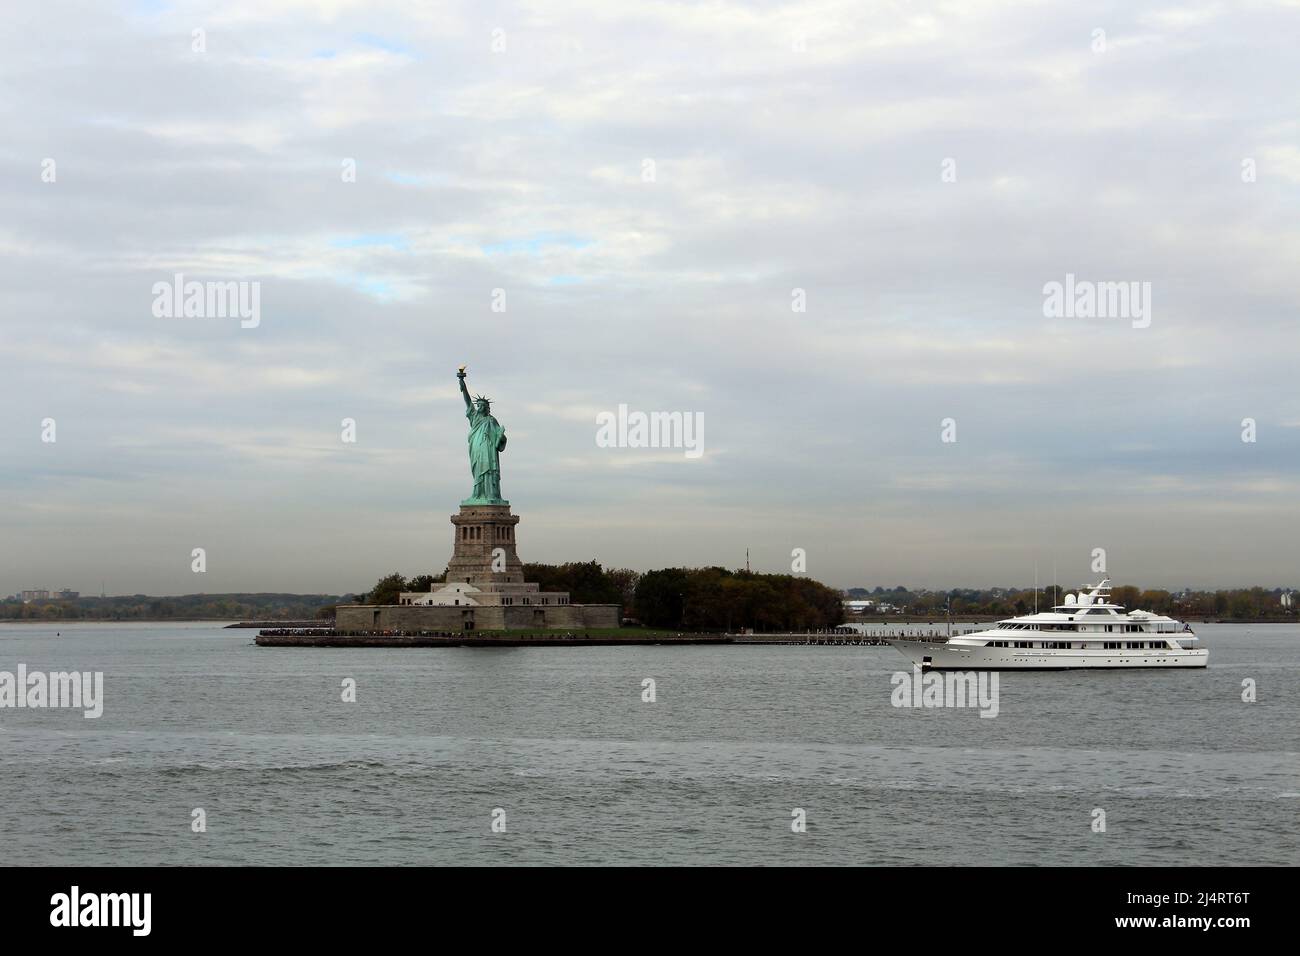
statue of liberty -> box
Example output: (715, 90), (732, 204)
(457, 366), (507, 504)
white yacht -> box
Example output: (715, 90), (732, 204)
(888, 580), (1208, 670)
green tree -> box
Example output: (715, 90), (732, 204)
(633, 568), (690, 627)
(1111, 585), (1141, 609)
(633, 567), (843, 631)
(407, 573), (443, 593)
(605, 568), (642, 613)
(364, 572), (408, 606)
(522, 561), (623, 604)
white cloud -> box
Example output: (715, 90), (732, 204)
(1, 0), (1297, 592)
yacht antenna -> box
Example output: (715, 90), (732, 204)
(1034, 563), (1038, 614)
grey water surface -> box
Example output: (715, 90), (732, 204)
(1, 621), (1295, 866)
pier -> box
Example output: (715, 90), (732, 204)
(255, 628), (731, 647)
(254, 626), (960, 647)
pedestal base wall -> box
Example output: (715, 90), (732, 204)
(335, 602), (621, 632)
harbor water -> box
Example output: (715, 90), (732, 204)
(1, 621), (1296, 866)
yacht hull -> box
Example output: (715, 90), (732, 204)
(887, 640), (1209, 670)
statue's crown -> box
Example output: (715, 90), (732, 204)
(474, 394), (491, 405)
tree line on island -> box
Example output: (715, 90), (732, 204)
(350, 562), (847, 632)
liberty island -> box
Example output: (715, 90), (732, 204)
(321, 367), (621, 635)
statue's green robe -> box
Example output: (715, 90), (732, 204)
(466, 407), (506, 500)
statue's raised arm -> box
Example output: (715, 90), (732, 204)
(457, 365), (472, 411)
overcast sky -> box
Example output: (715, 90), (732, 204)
(2, 0), (1298, 596)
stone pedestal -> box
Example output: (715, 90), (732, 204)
(445, 504), (525, 585)
(331, 502), (622, 633)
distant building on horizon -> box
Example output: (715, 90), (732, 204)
(17, 588), (79, 603)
